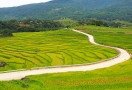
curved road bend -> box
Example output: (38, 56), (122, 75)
(0, 29), (130, 81)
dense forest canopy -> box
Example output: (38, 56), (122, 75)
(0, 19), (64, 37)
(0, 19), (127, 36)
(0, 18), (131, 38)
(0, 0), (132, 21)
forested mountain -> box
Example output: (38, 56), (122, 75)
(0, 0), (132, 21)
(87, 0), (132, 21)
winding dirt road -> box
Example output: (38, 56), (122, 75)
(0, 30), (130, 81)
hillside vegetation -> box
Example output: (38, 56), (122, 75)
(0, 0), (132, 21)
(0, 20), (63, 32)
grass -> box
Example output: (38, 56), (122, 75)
(0, 26), (131, 90)
(75, 25), (132, 32)
(76, 25), (132, 54)
(0, 59), (132, 90)
(57, 18), (78, 27)
(0, 29), (117, 71)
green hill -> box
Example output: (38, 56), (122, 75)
(0, 0), (132, 21)
(88, 0), (132, 21)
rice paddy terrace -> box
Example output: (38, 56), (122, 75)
(0, 29), (117, 71)
(76, 26), (132, 54)
(0, 26), (131, 90)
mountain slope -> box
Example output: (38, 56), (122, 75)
(0, 0), (131, 21)
(87, 0), (132, 21)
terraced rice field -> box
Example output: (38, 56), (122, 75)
(0, 29), (117, 71)
(77, 26), (132, 54)
(0, 26), (132, 90)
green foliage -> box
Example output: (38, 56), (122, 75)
(0, 0), (131, 21)
(0, 19), (64, 32)
(17, 26), (37, 32)
(0, 29), (13, 37)
(21, 19), (63, 30)
(113, 20), (132, 28)
(0, 20), (19, 31)
(89, 0), (132, 21)
(57, 18), (78, 28)
(77, 19), (130, 28)
(78, 19), (109, 27)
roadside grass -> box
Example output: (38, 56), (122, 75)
(0, 29), (117, 71)
(0, 26), (131, 90)
(0, 59), (132, 90)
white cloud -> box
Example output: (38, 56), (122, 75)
(0, 0), (51, 8)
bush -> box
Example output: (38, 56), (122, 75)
(0, 29), (13, 37)
(17, 26), (37, 32)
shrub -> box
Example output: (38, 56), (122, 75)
(0, 29), (13, 37)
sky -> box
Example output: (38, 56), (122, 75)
(0, 0), (51, 8)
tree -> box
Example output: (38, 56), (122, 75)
(0, 29), (13, 37)
(17, 26), (37, 32)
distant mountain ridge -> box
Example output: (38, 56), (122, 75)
(0, 0), (132, 21)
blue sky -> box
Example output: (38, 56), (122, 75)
(0, 0), (51, 8)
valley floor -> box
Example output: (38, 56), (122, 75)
(0, 30), (130, 81)
(0, 26), (132, 90)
